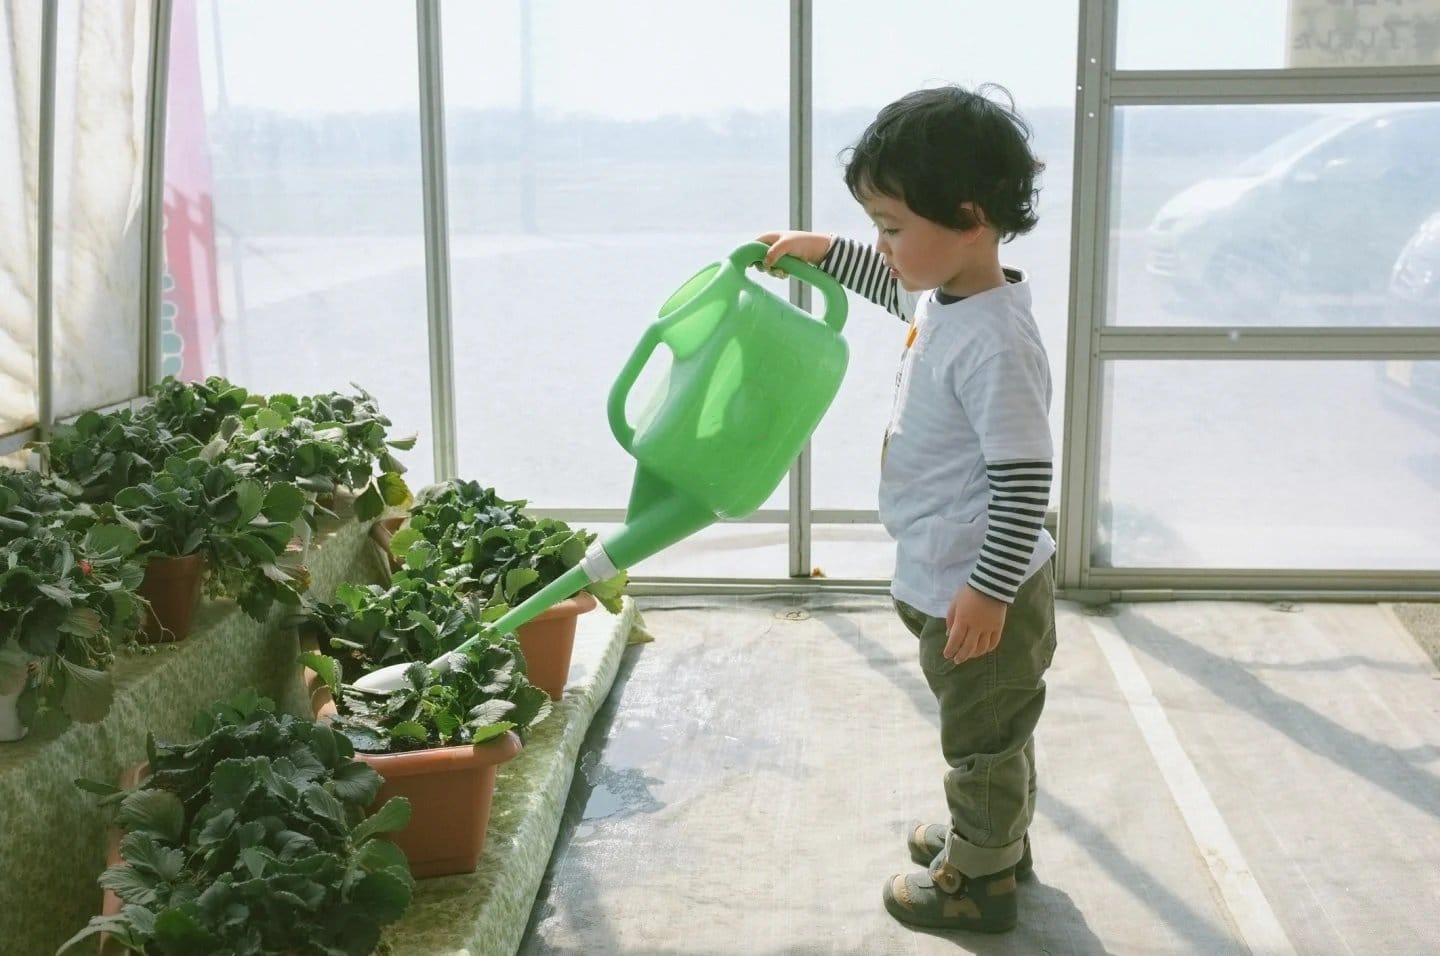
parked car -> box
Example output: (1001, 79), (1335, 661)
(1388, 208), (1440, 324)
(1380, 209), (1440, 421)
(1146, 107), (1440, 318)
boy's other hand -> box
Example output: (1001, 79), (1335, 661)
(944, 585), (1008, 663)
(754, 231), (833, 277)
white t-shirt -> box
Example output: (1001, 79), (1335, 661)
(880, 270), (1056, 617)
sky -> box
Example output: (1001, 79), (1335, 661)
(196, 0), (1295, 120)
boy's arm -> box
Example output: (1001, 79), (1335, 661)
(953, 349), (1053, 605)
(969, 460), (1051, 604)
(818, 237), (916, 322)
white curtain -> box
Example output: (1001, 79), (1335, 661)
(0, 2), (38, 435)
(52, 0), (151, 419)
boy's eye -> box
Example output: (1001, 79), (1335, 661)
(879, 227), (899, 237)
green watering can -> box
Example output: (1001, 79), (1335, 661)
(353, 242), (848, 694)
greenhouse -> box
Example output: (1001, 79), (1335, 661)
(1, 1), (1438, 954)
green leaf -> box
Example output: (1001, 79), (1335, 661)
(73, 777), (121, 797)
(58, 606), (103, 640)
(388, 526), (423, 556)
(355, 836), (411, 876)
(586, 570), (629, 615)
(351, 795), (412, 844)
(151, 907), (221, 950)
(118, 831), (186, 883)
(354, 484), (384, 521)
(468, 721), (515, 744)
(58, 659), (113, 723)
(327, 759), (381, 808)
(300, 652), (341, 701)
(386, 433), (418, 451)
(304, 785), (347, 827)
(376, 471), (411, 507)
(117, 789), (185, 844)
(402, 540), (439, 572)
(261, 481), (306, 522)
(391, 721), (428, 742)
(97, 862), (162, 907)
(55, 914), (126, 955)
(239, 846), (269, 878)
(84, 523), (140, 558)
(209, 758), (254, 810)
(503, 567), (540, 602)
(234, 479), (265, 524)
(254, 407), (287, 431)
(349, 868), (414, 925)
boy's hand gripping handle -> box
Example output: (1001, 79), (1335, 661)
(729, 241), (849, 333)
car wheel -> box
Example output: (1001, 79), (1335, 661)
(1205, 245), (1289, 323)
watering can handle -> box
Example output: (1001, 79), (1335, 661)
(608, 323), (661, 454)
(730, 241), (849, 334)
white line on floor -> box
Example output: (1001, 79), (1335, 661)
(1083, 615), (1297, 956)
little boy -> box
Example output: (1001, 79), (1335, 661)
(758, 84), (1056, 933)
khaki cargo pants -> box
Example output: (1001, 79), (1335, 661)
(894, 563), (1056, 877)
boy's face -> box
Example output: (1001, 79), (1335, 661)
(859, 190), (986, 293)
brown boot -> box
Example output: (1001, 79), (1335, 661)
(882, 857), (1018, 932)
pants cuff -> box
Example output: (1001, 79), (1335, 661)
(943, 828), (1025, 876)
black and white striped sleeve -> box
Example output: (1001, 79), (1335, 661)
(968, 460), (1052, 604)
(818, 236), (907, 321)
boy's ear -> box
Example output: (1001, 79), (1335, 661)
(957, 202), (998, 243)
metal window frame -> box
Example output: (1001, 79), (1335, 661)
(1060, 0), (1440, 599)
(14, 1), (1438, 602)
(141, 0), (174, 394)
(416, 0), (458, 483)
(787, 0), (813, 580)
(36, 0), (58, 446)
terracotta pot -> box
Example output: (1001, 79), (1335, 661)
(357, 733), (521, 878)
(99, 763), (148, 954)
(516, 590), (597, 700)
(300, 636), (336, 715)
(136, 553), (206, 643)
(313, 696), (521, 878)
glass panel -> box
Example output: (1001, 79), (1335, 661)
(811, 0), (1077, 578)
(1113, 102), (1440, 327)
(1096, 360), (1440, 569)
(51, 0), (151, 420)
(167, 0), (432, 486)
(442, 0), (787, 578)
(1118, 0), (1440, 71)
(0, 3), (38, 434)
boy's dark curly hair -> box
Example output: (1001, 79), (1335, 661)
(842, 84), (1044, 242)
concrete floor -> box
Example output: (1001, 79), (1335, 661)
(518, 594), (1440, 955)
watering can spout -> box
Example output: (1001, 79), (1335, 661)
(602, 467), (716, 570)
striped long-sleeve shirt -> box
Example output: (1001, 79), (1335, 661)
(817, 237), (1054, 606)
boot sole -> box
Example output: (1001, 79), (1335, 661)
(881, 882), (1018, 933)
